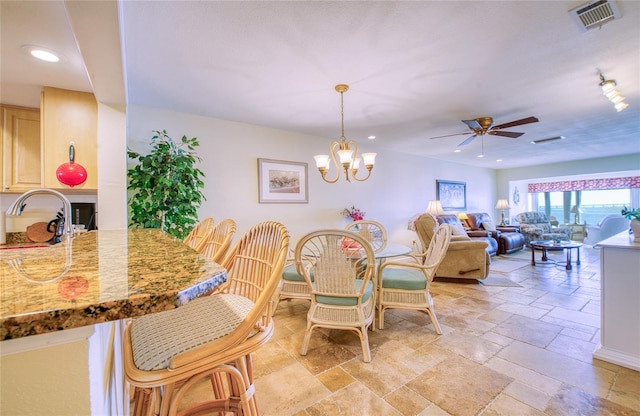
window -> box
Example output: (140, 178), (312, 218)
(537, 189), (631, 225)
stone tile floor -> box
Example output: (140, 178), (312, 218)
(181, 246), (640, 415)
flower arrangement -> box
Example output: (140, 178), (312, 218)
(621, 207), (640, 221)
(343, 205), (365, 221)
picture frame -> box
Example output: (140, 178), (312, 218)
(436, 180), (466, 211)
(258, 158), (308, 204)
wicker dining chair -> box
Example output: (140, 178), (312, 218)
(198, 218), (236, 264)
(377, 224), (451, 332)
(277, 248), (312, 306)
(123, 221), (289, 416)
(183, 217), (214, 251)
(344, 219), (388, 253)
(296, 229), (377, 362)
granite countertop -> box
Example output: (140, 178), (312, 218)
(0, 229), (227, 340)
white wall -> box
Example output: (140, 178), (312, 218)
(128, 105), (497, 246)
(96, 102), (127, 230)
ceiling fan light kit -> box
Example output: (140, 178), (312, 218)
(314, 84), (376, 183)
(599, 73), (628, 112)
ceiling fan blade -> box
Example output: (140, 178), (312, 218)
(462, 119), (482, 130)
(492, 116), (539, 130)
(429, 132), (471, 140)
(458, 135), (477, 146)
(488, 130), (524, 138)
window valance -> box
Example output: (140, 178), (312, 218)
(528, 176), (640, 193)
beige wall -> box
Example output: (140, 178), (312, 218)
(127, 104), (498, 246)
(0, 327), (93, 415)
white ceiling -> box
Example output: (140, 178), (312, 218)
(2, 1), (639, 169)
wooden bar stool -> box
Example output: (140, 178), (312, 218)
(123, 221), (289, 416)
(183, 217), (214, 251)
(198, 218), (236, 263)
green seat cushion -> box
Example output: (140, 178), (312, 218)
(282, 263), (314, 282)
(316, 280), (374, 306)
(381, 267), (427, 290)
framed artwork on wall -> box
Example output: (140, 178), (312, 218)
(258, 158), (308, 203)
(436, 180), (466, 210)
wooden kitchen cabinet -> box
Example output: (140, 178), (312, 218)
(41, 87), (98, 190)
(1, 105), (41, 192)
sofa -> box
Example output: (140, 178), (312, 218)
(414, 213), (490, 280)
(435, 214), (498, 256)
(466, 212), (525, 255)
(514, 212), (572, 247)
(584, 214), (630, 246)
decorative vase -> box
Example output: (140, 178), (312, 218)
(631, 219), (640, 242)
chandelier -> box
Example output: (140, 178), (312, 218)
(314, 84), (376, 183)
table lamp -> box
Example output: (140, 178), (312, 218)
(570, 205), (583, 224)
(495, 199), (510, 226)
(458, 212), (469, 227)
(426, 200), (444, 216)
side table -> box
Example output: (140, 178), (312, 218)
(562, 223), (587, 242)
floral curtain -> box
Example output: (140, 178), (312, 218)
(528, 176), (640, 193)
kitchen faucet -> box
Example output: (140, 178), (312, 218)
(6, 189), (74, 240)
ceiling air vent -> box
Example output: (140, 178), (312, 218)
(569, 0), (621, 32)
(531, 136), (565, 145)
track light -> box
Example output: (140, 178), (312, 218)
(599, 73), (628, 112)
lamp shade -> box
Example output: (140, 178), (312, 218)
(426, 200), (444, 215)
(457, 212), (468, 220)
(570, 205), (584, 214)
(313, 154), (330, 169)
(361, 153), (377, 166)
(495, 199), (510, 210)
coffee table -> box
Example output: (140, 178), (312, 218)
(530, 240), (582, 270)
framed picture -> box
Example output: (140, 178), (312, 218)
(258, 158), (308, 204)
(436, 180), (466, 211)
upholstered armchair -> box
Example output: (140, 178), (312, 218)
(466, 212), (525, 255)
(514, 212), (572, 246)
(435, 214), (498, 256)
(584, 214), (630, 246)
(414, 214), (490, 280)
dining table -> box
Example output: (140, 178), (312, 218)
(370, 242), (413, 330)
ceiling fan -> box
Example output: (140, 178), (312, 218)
(430, 116), (539, 146)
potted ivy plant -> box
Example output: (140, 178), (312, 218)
(621, 207), (640, 242)
(127, 130), (205, 239)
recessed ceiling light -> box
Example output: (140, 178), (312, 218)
(21, 45), (66, 63)
(454, 149), (461, 153)
(496, 159), (503, 162)
(367, 135), (376, 140)
(477, 154), (484, 158)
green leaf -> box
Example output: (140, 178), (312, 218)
(127, 130), (205, 239)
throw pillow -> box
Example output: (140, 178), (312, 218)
(482, 220), (497, 231)
(450, 222), (467, 236)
